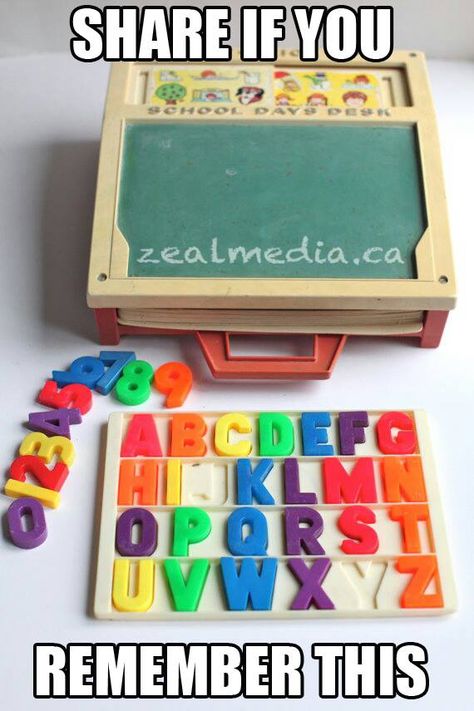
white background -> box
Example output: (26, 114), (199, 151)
(0, 2), (473, 710)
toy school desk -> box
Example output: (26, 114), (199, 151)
(87, 51), (456, 379)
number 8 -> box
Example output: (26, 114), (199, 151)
(115, 361), (154, 405)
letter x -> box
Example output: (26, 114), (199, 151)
(288, 558), (335, 610)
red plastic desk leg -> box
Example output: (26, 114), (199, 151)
(196, 332), (347, 380)
(95, 308), (120, 345)
(420, 311), (449, 348)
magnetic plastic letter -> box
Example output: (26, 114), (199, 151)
(116, 508), (158, 557)
(215, 413), (252, 457)
(258, 413), (294, 456)
(220, 558), (277, 611)
(169, 414), (207, 457)
(227, 507), (268, 556)
(390, 504), (430, 554)
(338, 411), (369, 455)
(381, 457), (427, 503)
(284, 458), (317, 504)
(121, 414), (162, 457)
(166, 459), (181, 505)
(322, 458), (377, 504)
(301, 412), (334, 456)
(112, 559), (155, 612)
(376, 412), (417, 455)
(338, 505), (379, 555)
(396, 555), (443, 608)
(164, 559), (210, 611)
(285, 507), (325, 555)
(236, 458), (275, 505)
(288, 558), (334, 610)
(172, 507), (212, 556)
(7, 497), (47, 549)
(117, 460), (158, 506)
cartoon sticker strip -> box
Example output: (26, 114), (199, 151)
(150, 65), (272, 106)
(94, 410), (456, 619)
(274, 69), (382, 107)
(149, 66), (383, 108)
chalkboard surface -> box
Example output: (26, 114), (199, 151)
(117, 123), (426, 279)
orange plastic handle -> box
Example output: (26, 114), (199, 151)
(196, 332), (346, 380)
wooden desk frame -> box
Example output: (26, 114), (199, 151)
(88, 51), (455, 312)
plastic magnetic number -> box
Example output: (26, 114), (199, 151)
(37, 380), (92, 415)
(115, 360), (154, 406)
(10, 455), (69, 492)
(7, 498), (48, 549)
(96, 351), (136, 395)
(28, 408), (82, 438)
(154, 361), (193, 408)
(19, 431), (75, 468)
(52, 356), (105, 388)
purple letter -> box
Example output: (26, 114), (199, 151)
(338, 411), (369, 455)
(284, 458), (317, 504)
(288, 558), (334, 610)
(285, 507), (325, 555)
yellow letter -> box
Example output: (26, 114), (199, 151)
(112, 559), (155, 613)
(166, 459), (181, 505)
(215, 413), (252, 456)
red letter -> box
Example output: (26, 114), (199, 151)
(121, 414), (162, 457)
(376, 412), (416, 454)
(338, 505), (379, 554)
(323, 458), (377, 504)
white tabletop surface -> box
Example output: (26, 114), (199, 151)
(0, 54), (473, 710)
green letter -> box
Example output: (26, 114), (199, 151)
(172, 507), (212, 556)
(164, 559), (210, 611)
(259, 413), (295, 456)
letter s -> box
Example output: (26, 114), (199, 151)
(70, 7), (103, 61)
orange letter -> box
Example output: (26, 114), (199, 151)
(390, 504), (430, 553)
(118, 460), (158, 505)
(381, 457), (427, 502)
(169, 414), (207, 457)
(323, 458), (377, 504)
(396, 555), (443, 608)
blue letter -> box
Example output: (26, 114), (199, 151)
(302, 412), (334, 456)
(237, 458), (275, 504)
(227, 508), (268, 556)
(220, 558), (278, 610)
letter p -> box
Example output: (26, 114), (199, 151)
(172, 507), (212, 556)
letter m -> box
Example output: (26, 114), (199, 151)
(322, 457), (377, 503)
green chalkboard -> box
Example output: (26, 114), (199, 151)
(117, 123), (426, 279)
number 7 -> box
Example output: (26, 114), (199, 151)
(96, 351), (136, 395)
